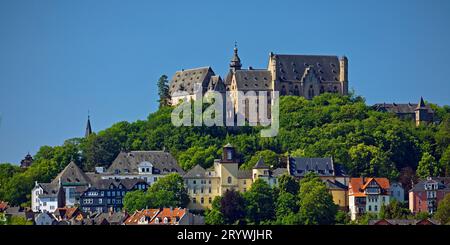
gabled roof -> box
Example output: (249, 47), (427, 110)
(124, 209), (160, 225)
(51, 161), (90, 186)
(233, 69), (273, 91)
(151, 208), (186, 225)
(107, 151), (184, 175)
(410, 177), (450, 192)
(271, 54), (341, 82)
(288, 157), (343, 177)
(183, 165), (207, 178)
(169, 67), (215, 95)
(253, 158), (269, 169)
(349, 177), (390, 196)
(372, 102), (434, 114)
(272, 168), (288, 177)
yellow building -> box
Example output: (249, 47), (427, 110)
(184, 144), (286, 210)
(325, 180), (349, 211)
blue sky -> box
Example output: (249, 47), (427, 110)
(0, 0), (449, 164)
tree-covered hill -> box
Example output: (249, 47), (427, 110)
(1, 93), (449, 206)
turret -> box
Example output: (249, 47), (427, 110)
(339, 56), (348, 95)
(229, 43), (242, 71)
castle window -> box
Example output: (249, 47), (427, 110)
(227, 176), (232, 184)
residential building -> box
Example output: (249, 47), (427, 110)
(325, 179), (348, 211)
(79, 177), (148, 213)
(287, 156), (348, 184)
(409, 177), (450, 214)
(100, 150), (184, 185)
(32, 161), (90, 213)
(124, 208), (202, 225)
(93, 211), (129, 225)
(390, 182), (405, 203)
(373, 97), (435, 126)
(348, 177), (390, 221)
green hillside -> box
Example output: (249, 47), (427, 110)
(1, 93), (449, 206)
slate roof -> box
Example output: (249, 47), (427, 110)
(107, 151), (184, 175)
(272, 168), (288, 177)
(233, 69), (272, 91)
(37, 183), (60, 198)
(89, 178), (148, 190)
(183, 165), (208, 178)
(288, 157), (344, 177)
(409, 177), (450, 192)
(94, 212), (129, 225)
(207, 75), (226, 92)
(253, 158), (269, 169)
(237, 170), (252, 179)
(325, 179), (348, 190)
(51, 161), (90, 186)
(373, 103), (434, 114)
(273, 54), (341, 82)
(169, 67), (215, 95)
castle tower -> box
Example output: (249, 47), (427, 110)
(339, 56), (348, 95)
(229, 43), (242, 72)
(415, 97), (430, 126)
(20, 153), (33, 168)
(252, 157), (270, 182)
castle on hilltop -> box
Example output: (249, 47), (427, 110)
(168, 46), (349, 106)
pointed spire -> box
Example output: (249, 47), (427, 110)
(253, 157), (269, 169)
(85, 111), (92, 138)
(229, 42), (242, 71)
(416, 96), (426, 109)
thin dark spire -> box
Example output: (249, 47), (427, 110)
(85, 111), (92, 138)
(229, 42), (242, 71)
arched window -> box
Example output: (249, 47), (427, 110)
(201, 197), (204, 204)
(227, 176), (232, 184)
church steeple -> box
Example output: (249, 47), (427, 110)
(229, 42), (242, 71)
(85, 113), (92, 138)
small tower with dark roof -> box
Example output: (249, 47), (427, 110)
(20, 153), (33, 168)
(252, 157), (270, 181)
(229, 42), (242, 71)
(415, 97), (432, 126)
(85, 114), (93, 138)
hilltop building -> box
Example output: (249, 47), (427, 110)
(20, 153), (33, 168)
(373, 97), (435, 126)
(168, 47), (349, 122)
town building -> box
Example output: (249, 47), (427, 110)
(348, 177), (391, 221)
(124, 208), (203, 225)
(99, 150), (184, 185)
(183, 144), (285, 210)
(409, 177), (450, 214)
(79, 177), (148, 213)
(390, 182), (405, 203)
(325, 179), (349, 211)
(373, 97), (435, 126)
(31, 161), (91, 213)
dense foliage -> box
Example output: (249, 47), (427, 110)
(205, 173), (337, 225)
(0, 93), (449, 208)
(122, 173), (189, 212)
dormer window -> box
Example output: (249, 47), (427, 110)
(163, 217), (169, 224)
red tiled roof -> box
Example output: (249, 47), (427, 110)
(151, 208), (186, 225)
(124, 209), (159, 225)
(349, 177), (390, 196)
